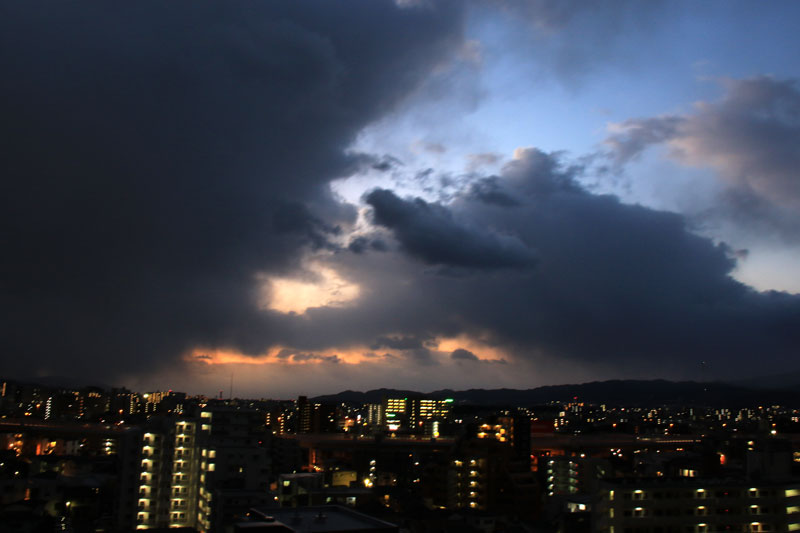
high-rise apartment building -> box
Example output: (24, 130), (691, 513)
(135, 407), (271, 531)
(136, 418), (202, 529)
(365, 403), (383, 428)
(296, 396), (313, 434)
(446, 438), (537, 516)
(594, 479), (800, 532)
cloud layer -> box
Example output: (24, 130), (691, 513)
(0, 1), (463, 380)
(322, 149), (800, 379)
(606, 77), (800, 239)
(236, 149), (800, 383)
(2, 3), (799, 393)
(366, 188), (537, 270)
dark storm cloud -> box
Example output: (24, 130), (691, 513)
(0, 1), (464, 379)
(271, 148), (800, 379)
(291, 353), (342, 364)
(348, 237), (371, 254)
(365, 188), (537, 270)
(274, 349), (341, 364)
(467, 177), (521, 206)
(450, 349), (508, 365)
(345, 153), (404, 174)
(371, 335), (428, 351)
(369, 335), (436, 366)
(347, 237), (389, 255)
(450, 348), (479, 361)
(371, 155), (405, 173)
(605, 77), (800, 238)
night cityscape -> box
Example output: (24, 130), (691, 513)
(3, 1), (800, 532)
(2, 377), (800, 532)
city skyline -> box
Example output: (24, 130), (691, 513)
(5, 373), (797, 532)
(2, 1), (800, 397)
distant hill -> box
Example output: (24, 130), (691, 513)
(313, 388), (422, 405)
(313, 379), (800, 407)
(730, 369), (800, 391)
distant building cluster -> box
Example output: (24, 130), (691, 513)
(1, 377), (800, 532)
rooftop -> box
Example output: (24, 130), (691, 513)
(244, 505), (397, 533)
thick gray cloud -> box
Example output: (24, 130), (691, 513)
(450, 349), (508, 365)
(347, 236), (389, 255)
(467, 177), (522, 207)
(365, 188), (537, 270)
(605, 77), (800, 238)
(4, 2), (799, 391)
(0, 1), (464, 380)
(369, 335), (436, 366)
(267, 148), (800, 380)
(371, 335), (429, 351)
(451, 348), (479, 361)
(290, 353), (342, 365)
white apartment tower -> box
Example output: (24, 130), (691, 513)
(135, 407), (270, 532)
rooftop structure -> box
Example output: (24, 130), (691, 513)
(240, 505), (397, 533)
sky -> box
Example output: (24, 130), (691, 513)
(2, 1), (799, 398)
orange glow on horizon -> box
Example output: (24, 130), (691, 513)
(187, 335), (512, 368)
(188, 346), (368, 366)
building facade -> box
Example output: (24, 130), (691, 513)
(136, 407), (271, 531)
(594, 478), (800, 532)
